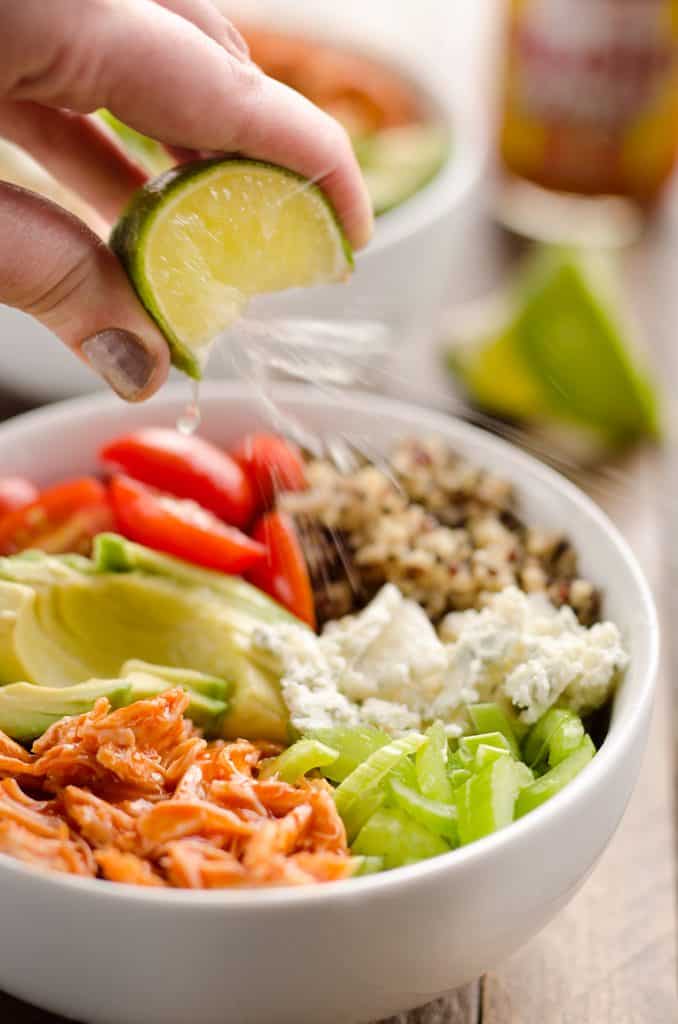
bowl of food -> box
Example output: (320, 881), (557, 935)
(0, 382), (657, 1023)
(0, 2), (484, 401)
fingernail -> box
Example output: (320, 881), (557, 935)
(81, 329), (155, 400)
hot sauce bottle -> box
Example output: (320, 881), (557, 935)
(497, 0), (678, 238)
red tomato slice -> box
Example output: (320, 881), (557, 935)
(0, 477), (39, 516)
(109, 475), (265, 575)
(101, 429), (255, 528)
(231, 433), (307, 513)
(0, 478), (113, 556)
(247, 511), (316, 628)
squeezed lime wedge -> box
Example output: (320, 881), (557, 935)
(447, 247), (660, 447)
(111, 158), (353, 378)
(96, 110), (173, 176)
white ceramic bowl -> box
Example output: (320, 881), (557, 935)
(0, 4), (485, 401)
(0, 384), (658, 1024)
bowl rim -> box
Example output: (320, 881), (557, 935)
(0, 382), (659, 908)
(356, 75), (487, 255)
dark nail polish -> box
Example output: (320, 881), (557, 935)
(81, 329), (155, 400)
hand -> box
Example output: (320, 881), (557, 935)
(0, 0), (373, 400)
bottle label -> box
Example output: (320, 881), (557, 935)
(500, 0), (678, 198)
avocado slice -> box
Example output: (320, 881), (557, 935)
(0, 673), (229, 743)
(120, 660), (229, 701)
(0, 543), (294, 742)
(0, 679), (132, 743)
(122, 672), (228, 736)
(93, 534), (297, 625)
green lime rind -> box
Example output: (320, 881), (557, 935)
(110, 161), (216, 379)
(96, 110), (173, 176)
(446, 246), (661, 447)
(110, 158), (353, 380)
(513, 248), (660, 444)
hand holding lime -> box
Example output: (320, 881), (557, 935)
(111, 158), (354, 379)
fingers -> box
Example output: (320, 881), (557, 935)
(228, 78), (374, 249)
(150, 0), (250, 60)
(0, 101), (147, 222)
(1, 0), (372, 248)
(0, 182), (169, 401)
(0, 0), (251, 221)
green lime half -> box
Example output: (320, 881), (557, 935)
(111, 158), (353, 378)
(447, 247), (660, 447)
(354, 124), (449, 216)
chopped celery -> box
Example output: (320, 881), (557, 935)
(459, 731), (513, 767)
(516, 736), (595, 818)
(468, 703), (522, 756)
(352, 808), (449, 868)
(342, 786), (386, 844)
(351, 855), (384, 876)
(512, 761), (535, 791)
(311, 726), (390, 783)
(523, 709), (584, 771)
(473, 743), (512, 770)
(390, 778), (458, 843)
(455, 755), (520, 844)
(390, 753), (419, 790)
(548, 715), (586, 767)
(449, 767), (472, 789)
(447, 750), (466, 771)
(258, 738), (339, 783)
(334, 733), (426, 819)
(416, 721), (453, 803)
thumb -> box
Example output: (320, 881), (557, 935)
(0, 182), (169, 401)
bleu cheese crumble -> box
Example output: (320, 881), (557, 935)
(254, 584), (627, 735)
(439, 587), (628, 723)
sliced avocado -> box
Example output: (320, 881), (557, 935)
(0, 674), (228, 742)
(120, 660), (230, 701)
(0, 679), (132, 742)
(0, 546), (291, 742)
(122, 671), (227, 736)
(94, 534), (298, 625)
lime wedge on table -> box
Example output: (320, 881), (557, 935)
(354, 124), (449, 216)
(447, 247), (660, 446)
(111, 159), (353, 379)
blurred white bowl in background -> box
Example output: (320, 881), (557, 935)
(0, 1), (486, 401)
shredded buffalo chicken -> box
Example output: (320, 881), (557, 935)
(0, 690), (352, 887)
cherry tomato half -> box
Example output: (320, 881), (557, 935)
(0, 477), (39, 516)
(0, 478), (113, 556)
(101, 429), (256, 528)
(231, 433), (307, 514)
(109, 475), (265, 575)
(247, 511), (316, 628)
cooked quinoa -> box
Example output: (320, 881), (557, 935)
(283, 437), (600, 626)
